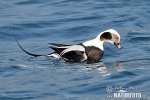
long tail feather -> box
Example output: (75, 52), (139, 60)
(14, 34), (55, 57)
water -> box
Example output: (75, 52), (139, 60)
(0, 0), (150, 100)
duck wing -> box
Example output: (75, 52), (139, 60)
(60, 44), (87, 62)
(48, 43), (71, 54)
(48, 43), (71, 47)
(48, 43), (87, 62)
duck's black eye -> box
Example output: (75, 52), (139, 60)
(116, 37), (118, 40)
(114, 35), (119, 40)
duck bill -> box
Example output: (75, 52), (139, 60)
(117, 44), (121, 49)
(114, 43), (121, 49)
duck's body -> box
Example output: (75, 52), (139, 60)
(49, 43), (103, 63)
(16, 29), (121, 63)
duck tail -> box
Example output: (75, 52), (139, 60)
(14, 34), (55, 57)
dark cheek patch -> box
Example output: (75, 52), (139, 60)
(101, 32), (112, 40)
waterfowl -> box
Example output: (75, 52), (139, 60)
(16, 29), (121, 63)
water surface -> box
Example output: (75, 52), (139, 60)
(0, 0), (150, 100)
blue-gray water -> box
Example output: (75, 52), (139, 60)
(0, 0), (150, 100)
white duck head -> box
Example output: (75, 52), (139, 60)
(98, 29), (121, 49)
(83, 29), (121, 50)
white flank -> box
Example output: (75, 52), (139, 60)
(47, 53), (61, 59)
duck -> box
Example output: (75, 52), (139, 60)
(16, 29), (121, 63)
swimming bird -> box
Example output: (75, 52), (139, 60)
(16, 29), (121, 63)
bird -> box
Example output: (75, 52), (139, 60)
(15, 29), (121, 63)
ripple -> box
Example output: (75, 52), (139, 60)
(15, 0), (47, 5)
(1, 0), (150, 99)
(106, 70), (137, 80)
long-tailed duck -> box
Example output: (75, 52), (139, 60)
(16, 29), (121, 63)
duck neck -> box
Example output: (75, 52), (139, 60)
(83, 38), (104, 50)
